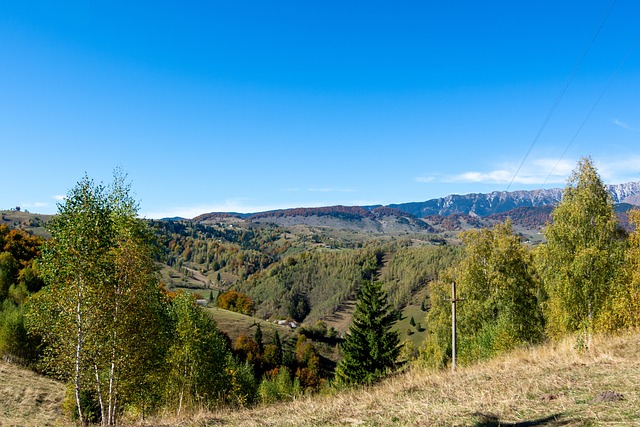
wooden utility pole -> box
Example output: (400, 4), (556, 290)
(448, 281), (464, 372)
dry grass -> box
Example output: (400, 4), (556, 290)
(3, 331), (639, 427)
(206, 307), (297, 344)
(0, 360), (65, 427)
(206, 331), (640, 426)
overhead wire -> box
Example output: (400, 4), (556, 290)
(505, 0), (617, 191)
(544, 33), (640, 185)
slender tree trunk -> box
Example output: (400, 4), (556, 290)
(108, 284), (122, 426)
(107, 317), (116, 425)
(108, 359), (115, 425)
(75, 294), (85, 426)
(177, 386), (184, 418)
(94, 364), (106, 426)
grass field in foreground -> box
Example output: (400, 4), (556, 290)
(3, 330), (639, 426)
(175, 331), (639, 427)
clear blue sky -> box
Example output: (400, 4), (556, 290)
(2, 1), (639, 218)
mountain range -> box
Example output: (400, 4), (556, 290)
(387, 181), (640, 218)
(191, 181), (640, 234)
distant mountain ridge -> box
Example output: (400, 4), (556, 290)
(388, 181), (640, 218)
(190, 182), (640, 234)
(246, 205), (435, 234)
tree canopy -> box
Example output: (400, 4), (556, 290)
(536, 156), (625, 339)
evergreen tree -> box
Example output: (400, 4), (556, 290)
(336, 280), (400, 384)
(254, 323), (263, 353)
(264, 329), (282, 367)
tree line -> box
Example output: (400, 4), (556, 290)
(422, 157), (640, 367)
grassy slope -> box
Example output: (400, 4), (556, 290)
(208, 331), (640, 426)
(2, 331), (639, 426)
(207, 306), (297, 344)
(0, 361), (65, 427)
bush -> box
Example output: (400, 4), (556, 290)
(0, 300), (40, 365)
(226, 357), (257, 407)
(258, 367), (301, 404)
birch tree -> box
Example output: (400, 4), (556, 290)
(27, 172), (169, 425)
(27, 176), (114, 425)
(423, 220), (543, 366)
(536, 157), (625, 341)
(165, 291), (231, 415)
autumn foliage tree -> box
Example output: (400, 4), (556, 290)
(217, 290), (255, 315)
(536, 157), (625, 341)
(602, 208), (640, 330)
(26, 172), (170, 425)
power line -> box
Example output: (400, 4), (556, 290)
(506, 0), (617, 191)
(544, 33), (640, 185)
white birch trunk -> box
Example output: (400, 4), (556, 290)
(75, 296), (85, 426)
(94, 364), (105, 426)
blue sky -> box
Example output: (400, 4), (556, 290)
(2, 1), (640, 218)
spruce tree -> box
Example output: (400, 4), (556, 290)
(336, 280), (400, 384)
(254, 323), (263, 353)
(273, 330), (283, 364)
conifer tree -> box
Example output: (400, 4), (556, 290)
(336, 280), (399, 384)
(272, 330), (283, 366)
(254, 323), (263, 353)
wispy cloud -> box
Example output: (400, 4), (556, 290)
(307, 188), (356, 193)
(53, 195), (66, 201)
(415, 176), (434, 183)
(21, 201), (50, 209)
(594, 155), (640, 183)
(417, 158), (578, 186)
(612, 118), (638, 132)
